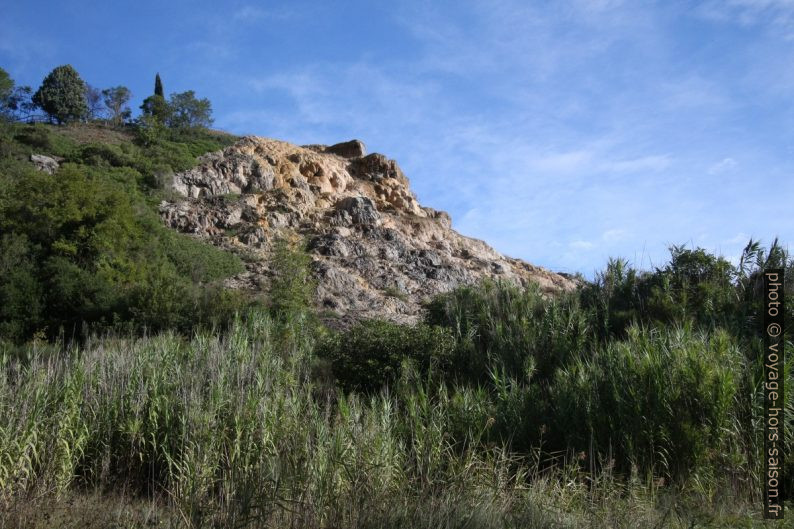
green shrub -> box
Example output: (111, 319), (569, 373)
(160, 229), (244, 283)
(425, 279), (590, 385)
(551, 324), (743, 481)
(69, 142), (137, 168)
(580, 242), (793, 344)
(318, 320), (456, 393)
(13, 124), (52, 150)
(0, 150), (245, 342)
(32, 65), (88, 124)
(268, 238), (316, 321)
(0, 233), (44, 341)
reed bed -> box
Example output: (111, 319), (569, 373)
(0, 310), (787, 528)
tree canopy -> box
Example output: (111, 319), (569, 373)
(32, 64), (88, 124)
(0, 68), (34, 122)
(167, 90), (213, 129)
(102, 86), (132, 126)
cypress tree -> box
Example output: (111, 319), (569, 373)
(154, 73), (164, 97)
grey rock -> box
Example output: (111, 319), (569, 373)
(160, 136), (578, 326)
(423, 207), (452, 229)
(349, 153), (405, 182)
(326, 139), (366, 159)
(172, 150), (275, 197)
(218, 206), (243, 228)
(241, 227), (267, 246)
(30, 154), (60, 174)
(335, 196), (379, 226)
(491, 262), (508, 274)
(419, 249), (442, 268)
(309, 233), (351, 258)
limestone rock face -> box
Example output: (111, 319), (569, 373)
(161, 136), (576, 325)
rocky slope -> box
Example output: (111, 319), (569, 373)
(160, 136), (576, 325)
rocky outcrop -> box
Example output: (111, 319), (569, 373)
(160, 136), (576, 325)
(30, 154), (61, 174)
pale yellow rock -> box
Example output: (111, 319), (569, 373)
(161, 136), (578, 326)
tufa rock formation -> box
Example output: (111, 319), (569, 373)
(160, 137), (576, 325)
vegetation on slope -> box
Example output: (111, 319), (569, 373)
(0, 65), (792, 527)
(0, 120), (249, 342)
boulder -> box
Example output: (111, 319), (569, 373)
(172, 150), (275, 197)
(335, 196), (380, 226)
(309, 233), (352, 257)
(326, 139), (366, 159)
(349, 153), (406, 183)
(30, 154), (60, 174)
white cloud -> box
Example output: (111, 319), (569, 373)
(601, 155), (672, 173)
(232, 5), (294, 22)
(602, 229), (629, 243)
(725, 232), (751, 244)
(708, 157), (738, 175)
(697, 0), (794, 37)
(570, 240), (595, 250)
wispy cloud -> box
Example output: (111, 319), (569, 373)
(697, 0), (794, 37)
(210, 0), (793, 276)
(232, 5), (295, 22)
(708, 157), (738, 175)
(0, 25), (56, 78)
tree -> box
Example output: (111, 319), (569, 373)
(167, 90), (213, 129)
(0, 67), (34, 122)
(140, 94), (170, 124)
(85, 84), (104, 121)
(32, 65), (88, 124)
(154, 73), (164, 97)
(102, 86), (132, 126)
(0, 68), (12, 103)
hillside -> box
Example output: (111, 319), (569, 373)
(1, 121), (792, 528)
(160, 136), (576, 325)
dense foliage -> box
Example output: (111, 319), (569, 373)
(318, 320), (456, 393)
(155, 72), (164, 97)
(102, 86), (132, 126)
(327, 243), (793, 495)
(0, 68), (33, 121)
(32, 65), (89, 124)
(140, 74), (213, 131)
(1, 310), (790, 527)
(0, 121), (245, 342)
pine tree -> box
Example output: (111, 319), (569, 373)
(154, 73), (164, 97)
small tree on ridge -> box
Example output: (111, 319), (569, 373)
(32, 64), (88, 124)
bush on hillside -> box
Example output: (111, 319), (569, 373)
(579, 242), (793, 343)
(318, 320), (456, 393)
(0, 148), (246, 342)
(551, 324), (744, 481)
(425, 280), (589, 385)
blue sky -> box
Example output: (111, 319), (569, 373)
(2, 0), (793, 277)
